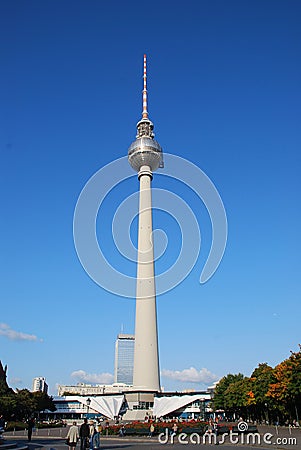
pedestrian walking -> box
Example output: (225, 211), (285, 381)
(0, 415), (5, 430)
(89, 420), (96, 449)
(93, 423), (101, 449)
(171, 423), (178, 437)
(207, 418), (214, 434)
(148, 423), (155, 438)
(80, 418), (90, 450)
(27, 417), (35, 442)
(105, 421), (109, 436)
(66, 422), (79, 450)
(119, 425), (125, 437)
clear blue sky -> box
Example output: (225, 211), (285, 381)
(0, 0), (300, 395)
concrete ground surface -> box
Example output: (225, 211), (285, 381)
(2, 425), (301, 450)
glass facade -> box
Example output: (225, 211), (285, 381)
(114, 334), (135, 385)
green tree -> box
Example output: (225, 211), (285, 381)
(251, 363), (276, 422)
(267, 345), (301, 421)
(14, 389), (36, 420)
(223, 377), (254, 419)
(0, 361), (14, 396)
(0, 395), (17, 420)
(287, 346), (301, 420)
(32, 391), (56, 413)
(213, 373), (245, 411)
(212, 346), (301, 424)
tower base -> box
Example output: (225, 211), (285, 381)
(122, 390), (157, 421)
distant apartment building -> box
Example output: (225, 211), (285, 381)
(32, 377), (48, 394)
(114, 334), (135, 385)
(57, 382), (133, 396)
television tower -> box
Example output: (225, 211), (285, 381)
(128, 55), (163, 391)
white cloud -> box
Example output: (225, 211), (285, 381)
(0, 323), (41, 342)
(9, 377), (22, 385)
(71, 370), (114, 385)
(161, 367), (218, 384)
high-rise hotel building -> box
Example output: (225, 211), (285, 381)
(32, 376), (48, 394)
(114, 334), (135, 385)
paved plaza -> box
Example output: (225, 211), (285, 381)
(3, 425), (301, 450)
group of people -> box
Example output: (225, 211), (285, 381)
(66, 418), (102, 450)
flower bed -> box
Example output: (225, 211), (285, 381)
(5, 421), (66, 431)
(106, 420), (207, 436)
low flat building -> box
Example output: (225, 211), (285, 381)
(57, 382), (133, 396)
(49, 394), (125, 420)
(46, 387), (212, 422)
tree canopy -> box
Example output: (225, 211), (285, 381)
(213, 346), (301, 424)
(0, 361), (55, 421)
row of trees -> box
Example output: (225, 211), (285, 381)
(213, 345), (301, 424)
(0, 362), (55, 421)
(0, 389), (56, 421)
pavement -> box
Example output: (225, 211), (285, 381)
(2, 425), (301, 450)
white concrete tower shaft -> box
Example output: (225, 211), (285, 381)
(133, 165), (160, 390)
(128, 55), (163, 392)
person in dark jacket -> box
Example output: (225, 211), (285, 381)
(0, 415), (5, 430)
(80, 418), (90, 450)
(27, 418), (35, 441)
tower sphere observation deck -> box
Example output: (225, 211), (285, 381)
(128, 135), (163, 173)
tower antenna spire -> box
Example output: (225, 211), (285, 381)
(131, 54), (163, 167)
(142, 54), (148, 119)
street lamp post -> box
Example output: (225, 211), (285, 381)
(86, 398), (91, 419)
(199, 399), (205, 421)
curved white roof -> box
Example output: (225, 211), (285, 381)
(153, 394), (210, 418)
